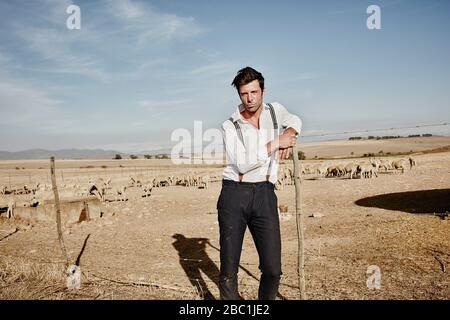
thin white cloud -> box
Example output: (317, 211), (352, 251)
(138, 16), (201, 44)
(108, 0), (145, 19)
(15, 25), (110, 81)
(107, 0), (204, 44)
(138, 99), (191, 108)
(190, 62), (237, 76)
(0, 79), (61, 127)
(10, 0), (203, 81)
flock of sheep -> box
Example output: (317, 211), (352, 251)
(0, 172), (220, 217)
(82, 173), (218, 203)
(0, 156), (417, 218)
(275, 156), (417, 189)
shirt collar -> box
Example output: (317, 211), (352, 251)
(230, 102), (269, 123)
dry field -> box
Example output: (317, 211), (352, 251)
(0, 137), (449, 300)
(299, 135), (450, 159)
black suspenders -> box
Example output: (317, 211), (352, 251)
(228, 103), (279, 182)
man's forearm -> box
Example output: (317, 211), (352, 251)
(266, 127), (298, 156)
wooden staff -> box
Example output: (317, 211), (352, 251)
(50, 157), (69, 266)
(292, 145), (306, 299)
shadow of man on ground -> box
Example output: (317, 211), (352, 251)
(172, 233), (219, 300)
(172, 234), (289, 300)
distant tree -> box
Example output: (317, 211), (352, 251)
(378, 150), (384, 154)
(287, 150), (306, 160)
(114, 154), (122, 160)
(298, 150), (306, 160)
(144, 154), (152, 159)
(129, 155), (138, 159)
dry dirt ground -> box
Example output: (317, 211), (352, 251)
(0, 139), (449, 300)
(299, 135), (450, 159)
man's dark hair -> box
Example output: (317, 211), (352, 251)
(231, 67), (264, 93)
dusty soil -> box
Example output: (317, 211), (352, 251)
(0, 138), (449, 300)
(299, 136), (450, 159)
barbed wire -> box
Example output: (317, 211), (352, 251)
(300, 121), (450, 138)
(208, 121), (450, 148)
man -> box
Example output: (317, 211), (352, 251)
(217, 66), (302, 300)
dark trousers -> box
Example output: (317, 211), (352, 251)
(217, 179), (282, 300)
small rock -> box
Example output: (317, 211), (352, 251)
(310, 212), (323, 218)
(280, 214), (293, 222)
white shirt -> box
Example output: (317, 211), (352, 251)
(221, 102), (302, 184)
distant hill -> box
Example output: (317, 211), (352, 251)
(0, 149), (128, 160)
(0, 148), (176, 160)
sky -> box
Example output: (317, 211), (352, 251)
(0, 0), (449, 152)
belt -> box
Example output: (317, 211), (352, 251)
(222, 179), (272, 187)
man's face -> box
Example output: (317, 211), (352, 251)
(238, 80), (264, 114)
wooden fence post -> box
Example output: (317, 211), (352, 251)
(292, 145), (306, 299)
(50, 157), (69, 266)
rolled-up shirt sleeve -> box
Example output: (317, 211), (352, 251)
(273, 102), (302, 135)
(222, 121), (269, 175)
